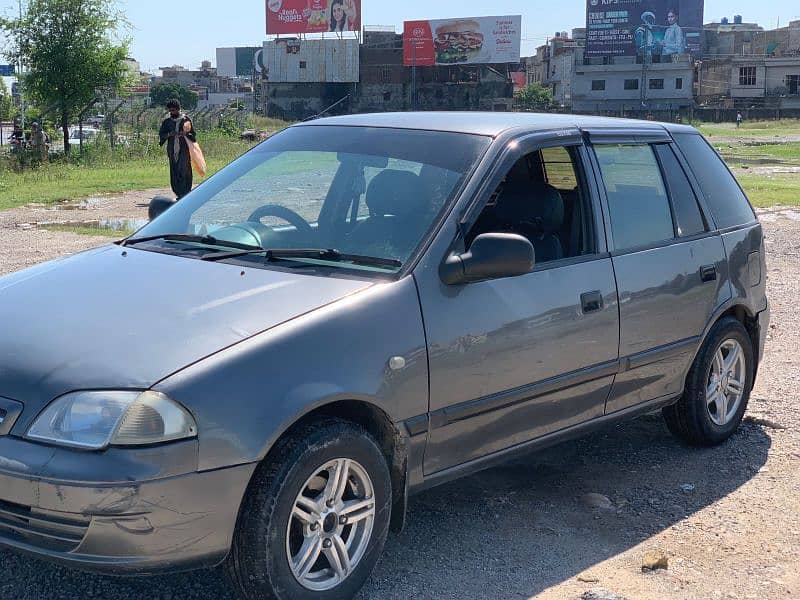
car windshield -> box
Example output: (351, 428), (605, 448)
(133, 125), (491, 274)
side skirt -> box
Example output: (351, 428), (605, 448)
(412, 393), (679, 494)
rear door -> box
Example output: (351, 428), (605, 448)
(586, 131), (730, 412)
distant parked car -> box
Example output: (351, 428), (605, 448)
(67, 127), (100, 145)
(87, 114), (105, 128)
(0, 113), (769, 600)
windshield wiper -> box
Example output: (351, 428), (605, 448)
(201, 247), (402, 269)
(121, 233), (263, 251)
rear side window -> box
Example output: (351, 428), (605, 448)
(673, 133), (755, 229)
(653, 144), (706, 237)
(594, 144), (674, 251)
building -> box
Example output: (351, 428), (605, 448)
(572, 53), (694, 113)
(519, 28), (694, 113)
(698, 18), (800, 108)
(519, 15), (799, 114)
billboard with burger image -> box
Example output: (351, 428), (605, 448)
(404, 15), (521, 66)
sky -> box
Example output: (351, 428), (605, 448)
(1, 0), (799, 76)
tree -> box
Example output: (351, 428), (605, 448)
(515, 82), (554, 111)
(0, 77), (13, 121)
(149, 82), (198, 111)
(0, 0), (129, 153)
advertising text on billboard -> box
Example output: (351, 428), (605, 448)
(403, 16), (522, 66)
(266, 0), (361, 35)
(586, 0), (704, 58)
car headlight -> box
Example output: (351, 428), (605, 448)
(26, 391), (197, 450)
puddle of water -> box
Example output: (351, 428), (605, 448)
(98, 218), (148, 232)
(56, 197), (112, 211)
(722, 156), (789, 166)
(36, 218), (148, 234)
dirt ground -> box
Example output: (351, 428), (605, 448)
(0, 191), (798, 600)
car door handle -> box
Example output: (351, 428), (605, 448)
(581, 291), (604, 314)
(700, 265), (718, 283)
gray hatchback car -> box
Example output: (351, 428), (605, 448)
(0, 113), (768, 599)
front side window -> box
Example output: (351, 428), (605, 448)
(468, 145), (595, 265)
(134, 126), (491, 274)
(594, 144), (674, 252)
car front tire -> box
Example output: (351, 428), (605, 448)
(663, 317), (754, 446)
(227, 418), (392, 600)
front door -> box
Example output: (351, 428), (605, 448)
(588, 139), (729, 413)
(415, 139), (620, 475)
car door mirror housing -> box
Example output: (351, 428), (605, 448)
(440, 233), (535, 285)
(148, 196), (177, 221)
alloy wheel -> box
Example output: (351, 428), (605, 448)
(286, 458), (376, 591)
(706, 339), (747, 426)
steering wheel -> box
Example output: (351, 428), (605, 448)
(247, 204), (314, 236)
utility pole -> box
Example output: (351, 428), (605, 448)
(411, 42), (417, 111)
(17, 0), (25, 131)
(640, 48), (650, 110)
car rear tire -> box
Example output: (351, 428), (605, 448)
(663, 317), (754, 447)
(227, 418), (392, 600)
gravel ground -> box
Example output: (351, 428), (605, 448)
(0, 192), (799, 600)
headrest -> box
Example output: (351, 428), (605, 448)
(495, 183), (565, 233)
(365, 170), (426, 218)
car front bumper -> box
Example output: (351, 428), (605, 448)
(0, 436), (256, 575)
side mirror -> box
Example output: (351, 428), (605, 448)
(440, 233), (535, 285)
(148, 195), (176, 221)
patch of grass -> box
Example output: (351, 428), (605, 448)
(0, 131), (269, 211)
(717, 142), (800, 167)
(246, 114), (294, 131)
(698, 119), (800, 137)
(738, 173), (800, 208)
(42, 224), (133, 237)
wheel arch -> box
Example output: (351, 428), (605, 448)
(706, 303), (761, 380)
(251, 399), (410, 534)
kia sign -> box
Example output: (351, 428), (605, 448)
(586, 0), (704, 58)
(403, 16), (522, 66)
(266, 0), (361, 35)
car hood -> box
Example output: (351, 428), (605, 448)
(0, 246), (373, 413)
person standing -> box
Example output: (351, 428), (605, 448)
(159, 99), (196, 199)
(30, 122), (48, 161)
(10, 120), (24, 153)
(736, 112), (743, 128)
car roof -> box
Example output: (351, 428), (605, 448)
(297, 111), (698, 138)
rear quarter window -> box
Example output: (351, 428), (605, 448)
(672, 133), (756, 229)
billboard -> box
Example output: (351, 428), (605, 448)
(586, 0), (704, 58)
(0, 65), (14, 76)
(266, 0), (361, 35)
(403, 16), (522, 66)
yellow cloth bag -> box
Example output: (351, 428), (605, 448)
(183, 121), (207, 177)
